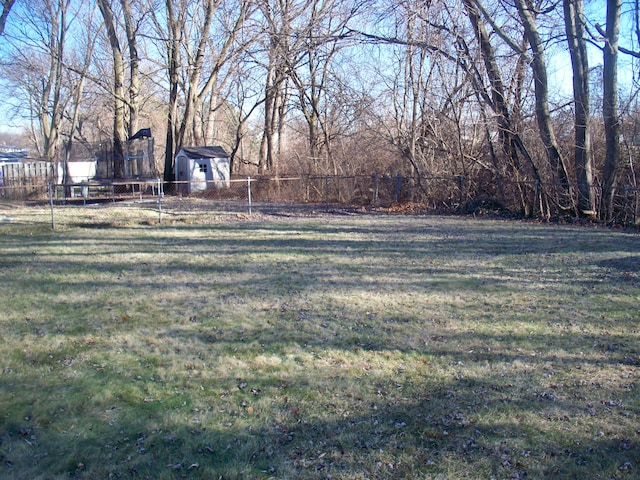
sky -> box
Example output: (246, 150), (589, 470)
(0, 0), (636, 137)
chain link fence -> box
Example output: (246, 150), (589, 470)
(1, 174), (639, 228)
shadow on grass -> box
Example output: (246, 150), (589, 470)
(1, 352), (635, 479)
(0, 216), (638, 478)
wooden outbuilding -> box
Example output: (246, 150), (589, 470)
(174, 146), (230, 194)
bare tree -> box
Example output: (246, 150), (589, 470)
(180, 0), (251, 148)
(96, 0), (150, 178)
(62, 4), (102, 187)
(600, 0), (621, 221)
(97, 0), (128, 177)
(564, 0), (595, 215)
(120, 0), (141, 137)
(286, 0), (360, 175)
(256, 0), (299, 174)
(40, 0), (69, 163)
(386, 2), (442, 180)
(355, 3), (477, 176)
(462, 0), (544, 215)
(150, 0), (251, 182)
(0, 0), (635, 222)
(153, 0), (185, 183)
(514, 0), (571, 205)
(3, 0), (73, 163)
(196, 1), (252, 148)
(0, 0), (105, 177)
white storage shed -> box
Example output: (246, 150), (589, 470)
(175, 146), (230, 194)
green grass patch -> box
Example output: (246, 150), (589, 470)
(0, 204), (638, 479)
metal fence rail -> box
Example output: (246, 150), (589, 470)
(49, 179), (164, 204)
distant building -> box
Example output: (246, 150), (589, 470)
(0, 148), (28, 164)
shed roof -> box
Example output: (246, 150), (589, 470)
(178, 146), (229, 159)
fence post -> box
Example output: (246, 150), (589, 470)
(325, 175), (329, 211)
(458, 175), (465, 206)
(395, 173), (402, 203)
(635, 185), (639, 225)
(624, 185), (629, 222)
(157, 178), (162, 225)
(374, 174), (379, 206)
(247, 176), (252, 215)
(48, 181), (55, 230)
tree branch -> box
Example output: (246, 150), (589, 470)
(595, 22), (640, 58)
(0, 0), (15, 36)
(472, 0), (529, 60)
(347, 28), (458, 63)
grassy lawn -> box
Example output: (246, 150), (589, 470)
(0, 202), (638, 479)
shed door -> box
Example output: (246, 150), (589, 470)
(190, 159), (209, 192)
(176, 155), (190, 194)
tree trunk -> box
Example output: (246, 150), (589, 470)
(260, 49), (283, 174)
(601, 0), (621, 222)
(177, 0), (215, 148)
(564, 0), (595, 215)
(515, 0), (571, 205)
(259, 0), (292, 176)
(193, 0), (249, 146)
(120, 0), (140, 138)
(41, 0), (67, 164)
(97, 0), (126, 178)
(163, 0), (182, 184)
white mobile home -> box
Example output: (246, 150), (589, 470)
(175, 146), (230, 194)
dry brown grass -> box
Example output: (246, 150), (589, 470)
(0, 201), (638, 479)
